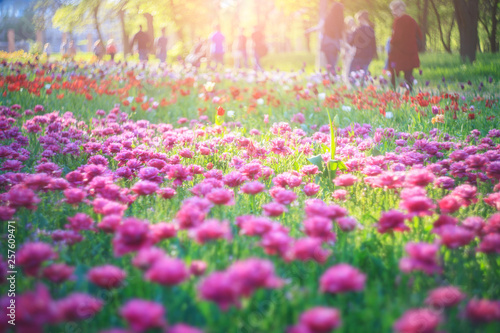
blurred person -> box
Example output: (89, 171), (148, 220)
(186, 37), (207, 68)
(233, 28), (248, 69)
(251, 25), (267, 71)
(156, 27), (168, 65)
(342, 16), (357, 79)
(60, 41), (68, 60)
(43, 43), (51, 61)
(68, 40), (77, 60)
(388, 0), (423, 91)
(131, 25), (150, 63)
(209, 24), (225, 70)
(94, 40), (106, 61)
(106, 39), (117, 61)
(347, 11), (377, 75)
(321, 2), (344, 74)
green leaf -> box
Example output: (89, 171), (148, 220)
(328, 160), (347, 171)
(307, 154), (325, 171)
(326, 109), (336, 160)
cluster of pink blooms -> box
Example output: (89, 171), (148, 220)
(1, 101), (500, 331)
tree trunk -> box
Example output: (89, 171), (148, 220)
(418, 0), (430, 52)
(430, 0), (452, 53)
(118, 8), (130, 56)
(491, 0), (499, 52)
(453, 0), (480, 62)
(143, 13), (155, 54)
(93, 4), (104, 44)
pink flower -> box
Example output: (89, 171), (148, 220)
(189, 219), (232, 243)
(304, 216), (336, 242)
(405, 169), (435, 187)
(1, 159), (23, 171)
(198, 271), (240, 311)
(112, 218), (153, 256)
(377, 210), (409, 233)
(42, 263), (75, 283)
(150, 222), (177, 242)
(168, 324), (204, 333)
(434, 225), (475, 249)
(294, 307), (341, 333)
(336, 217), (357, 232)
(190, 260), (207, 276)
(400, 196), (436, 218)
(484, 192), (500, 210)
(18, 242), (57, 276)
(399, 242), (441, 275)
(465, 298), (500, 322)
(272, 188), (298, 205)
(477, 233), (500, 253)
(16, 283), (59, 331)
(237, 215), (274, 236)
(206, 188), (235, 205)
(138, 167), (162, 183)
(97, 215), (122, 233)
(6, 185), (40, 210)
(289, 237), (331, 263)
(484, 213), (500, 234)
(462, 216), (484, 234)
(119, 299), (167, 332)
(319, 264), (366, 293)
(0, 206), (15, 220)
(331, 189), (347, 201)
(425, 286), (465, 308)
(87, 265), (126, 289)
(301, 165), (320, 176)
(262, 202), (287, 217)
(438, 195), (463, 214)
(132, 247), (166, 270)
(393, 308), (442, 333)
(66, 213), (94, 231)
(333, 174), (358, 187)
(230, 259), (283, 295)
(303, 183), (320, 196)
(451, 184), (477, 206)
(260, 230), (293, 256)
(145, 257), (189, 286)
(239, 163), (263, 180)
(132, 181), (159, 196)
(157, 187), (177, 199)
(223, 171), (247, 187)
(64, 188), (86, 204)
(56, 292), (103, 321)
(241, 181), (265, 195)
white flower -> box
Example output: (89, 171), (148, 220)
(257, 98), (264, 105)
(342, 105), (352, 112)
(198, 93), (205, 99)
(126, 96), (134, 103)
(318, 93), (326, 100)
(212, 96), (220, 103)
(45, 84), (51, 90)
(204, 81), (215, 92)
(385, 112), (394, 119)
(227, 110), (235, 118)
(413, 79), (418, 85)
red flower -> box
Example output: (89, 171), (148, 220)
(217, 106), (225, 116)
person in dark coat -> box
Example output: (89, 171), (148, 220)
(388, 0), (423, 90)
(348, 11), (376, 75)
(321, 2), (344, 74)
(131, 25), (150, 63)
(156, 27), (168, 64)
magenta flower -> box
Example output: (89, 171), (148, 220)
(145, 257), (189, 286)
(425, 286), (465, 308)
(87, 265), (126, 289)
(393, 308), (442, 333)
(119, 299), (167, 332)
(320, 264), (366, 294)
(333, 174), (358, 187)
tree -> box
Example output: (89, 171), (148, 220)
(479, 0), (499, 52)
(430, 0), (455, 53)
(452, 0), (480, 62)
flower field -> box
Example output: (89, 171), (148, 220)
(1, 58), (500, 333)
